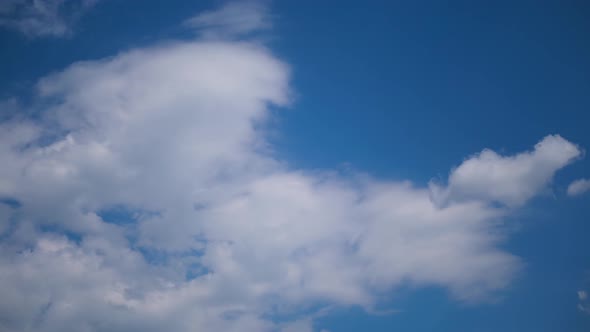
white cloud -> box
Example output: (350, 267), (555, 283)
(568, 178), (590, 197)
(184, 1), (271, 39)
(0, 3), (584, 332)
(430, 135), (581, 207)
(0, 0), (98, 37)
(280, 319), (314, 332)
(579, 290), (590, 315)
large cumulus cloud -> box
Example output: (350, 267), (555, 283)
(0, 3), (583, 331)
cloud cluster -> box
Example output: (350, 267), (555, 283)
(0, 0), (98, 37)
(0, 3), (584, 332)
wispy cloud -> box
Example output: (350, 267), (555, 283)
(0, 0), (98, 38)
(579, 290), (590, 314)
(184, 1), (271, 39)
(568, 178), (590, 197)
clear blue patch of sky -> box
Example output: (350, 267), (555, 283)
(270, 0), (590, 184)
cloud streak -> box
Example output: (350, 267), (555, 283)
(0, 0), (98, 37)
(579, 290), (590, 315)
(184, 1), (271, 39)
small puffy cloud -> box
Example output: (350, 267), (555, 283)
(430, 135), (581, 207)
(568, 178), (590, 197)
(184, 1), (271, 39)
(579, 290), (588, 301)
(0, 0), (98, 38)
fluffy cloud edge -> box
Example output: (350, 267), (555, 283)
(430, 134), (581, 208)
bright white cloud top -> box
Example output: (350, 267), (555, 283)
(0, 3), (585, 332)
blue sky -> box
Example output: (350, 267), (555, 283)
(0, 1), (589, 331)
